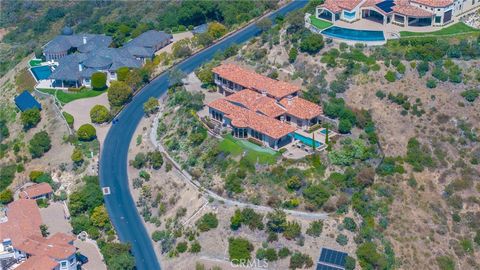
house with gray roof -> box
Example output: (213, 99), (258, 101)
(124, 30), (173, 62)
(42, 28), (172, 88)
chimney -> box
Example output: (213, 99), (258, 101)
(287, 95), (293, 105)
(83, 36), (87, 44)
(261, 90), (267, 96)
(78, 64), (83, 72)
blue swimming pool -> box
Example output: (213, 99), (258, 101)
(293, 133), (323, 148)
(320, 128), (328, 135)
(322, 26), (385, 42)
(31, 65), (52, 81)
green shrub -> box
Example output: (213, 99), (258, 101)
(426, 78), (437, 88)
(288, 47), (298, 63)
(143, 97), (159, 116)
(256, 248), (278, 262)
(0, 165), (16, 191)
(405, 138), (435, 171)
(29, 131), (51, 158)
(299, 32), (324, 54)
(108, 81), (132, 107)
(62, 112), (74, 127)
(278, 247), (290, 258)
(77, 124), (96, 141)
(436, 256), (455, 270)
(190, 241), (201, 253)
(283, 221), (301, 240)
(0, 189), (13, 204)
(356, 242), (388, 269)
(289, 252), (313, 270)
(90, 105), (111, 124)
(306, 220), (323, 237)
(91, 72), (107, 90)
(343, 217), (357, 232)
(117, 67), (130, 81)
(336, 234), (348, 246)
(384, 71), (396, 82)
(302, 184), (330, 209)
(176, 242), (188, 253)
(461, 89), (479, 102)
(196, 213), (218, 232)
(375, 90), (386, 99)
(228, 237), (253, 263)
(21, 108), (41, 130)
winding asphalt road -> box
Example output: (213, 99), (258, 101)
(99, 1), (307, 269)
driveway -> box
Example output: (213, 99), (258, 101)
(39, 201), (72, 234)
(63, 92), (111, 145)
(74, 239), (107, 270)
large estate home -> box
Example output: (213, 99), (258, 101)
(316, 0), (480, 27)
(43, 27), (172, 88)
(0, 199), (77, 270)
(208, 64), (324, 149)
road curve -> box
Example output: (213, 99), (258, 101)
(99, 1), (307, 269)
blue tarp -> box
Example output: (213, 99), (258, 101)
(14, 90), (41, 111)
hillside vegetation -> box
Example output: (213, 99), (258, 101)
(0, 0), (278, 77)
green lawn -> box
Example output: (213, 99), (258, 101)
(29, 59), (43, 67)
(218, 135), (279, 165)
(400, 22), (480, 38)
(309, 15), (333, 30)
(38, 88), (106, 105)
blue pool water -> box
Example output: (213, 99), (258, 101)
(31, 65), (52, 81)
(320, 128), (328, 135)
(322, 26), (385, 41)
(293, 133), (323, 148)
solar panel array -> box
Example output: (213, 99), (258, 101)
(318, 248), (348, 269)
(376, 0), (396, 13)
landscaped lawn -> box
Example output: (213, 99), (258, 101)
(400, 22), (480, 38)
(218, 135), (279, 165)
(309, 15), (333, 30)
(38, 88), (106, 105)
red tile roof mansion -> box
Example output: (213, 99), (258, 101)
(314, 0), (479, 27)
(0, 199), (77, 270)
(209, 64), (323, 149)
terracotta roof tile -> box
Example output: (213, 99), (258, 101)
(16, 234), (76, 260)
(0, 199), (76, 261)
(16, 255), (59, 270)
(19, 183), (53, 199)
(410, 0), (453, 7)
(279, 97), (323, 120)
(0, 199), (43, 244)
(208, 99), (296, 139)
(225, 89), (286, 118)
(320, 0), (364, 12)
(212, 64), (300, 99)
(393, 4), (434, 17)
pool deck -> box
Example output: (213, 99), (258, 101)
(308, 14), (468, 45)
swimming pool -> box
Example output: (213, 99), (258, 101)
(322, 26), (385, 42)
(320, 128), (328, 135)
(31, 65), (52, 81)
(293, 133), (323, 148)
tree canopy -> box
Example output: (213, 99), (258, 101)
(108, 81), (132, 107)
